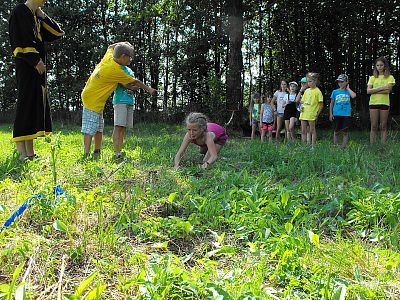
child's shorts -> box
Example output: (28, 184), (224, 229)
(82, 107), (104, 136)
(198, 135), (228, 154)
(369, 104), (389, 110)
(114, 104), (134, 128)
(251, 119), (259, 126)
(215, 134), (228, 146)
(333, 116), (351, 132)
(283, 102), (297, 120)
(277, 112), (284, 118)
(261, 122), (273, 131)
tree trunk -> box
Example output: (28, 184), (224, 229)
(163, 23), (170, 111)
(257, 3), (263, 94)
(226, 0), (244, 128)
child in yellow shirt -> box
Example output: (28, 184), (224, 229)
(299, 73), (323, 146)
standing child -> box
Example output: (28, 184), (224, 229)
(81, 42), (157, 158)
(112, 67), (139, 161)
(299, 73), (323, 146)
(296, 76), (310, 143)
(367, 56), (396, 144)
(249, 93), (261, 139)
(259, 93), (274, 142)
(174, 113), (228, 169)
(329, 74), (356, 146)
(271, 80), (288, 142)
(283, 81), (299, 141)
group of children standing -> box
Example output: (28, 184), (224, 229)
(249, 73), (326, 146)
(249, 56), (395, 147)
(80, 49), (395, 169)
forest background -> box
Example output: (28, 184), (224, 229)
(0, 0), (399, 129)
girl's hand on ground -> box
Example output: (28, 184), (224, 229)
(201, 162), (209, 169)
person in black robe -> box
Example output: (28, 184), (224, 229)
(9, 0), (64, 160)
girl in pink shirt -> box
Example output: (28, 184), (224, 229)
(174, 112), (228, 169)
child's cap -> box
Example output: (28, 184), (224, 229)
(289, 81), (298, 86)
(336, 74), (348, 82)
(300, 77), (307, 83)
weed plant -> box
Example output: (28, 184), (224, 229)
(0, 124), (399, 299)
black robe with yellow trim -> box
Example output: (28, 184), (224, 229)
(8, 4), (64, 142)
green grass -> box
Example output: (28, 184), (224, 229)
(0, 123), (399, 299)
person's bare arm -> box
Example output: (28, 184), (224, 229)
(329, 100), (334, 121)
(259, 105), (264, 128)
(129, 79), (158, 96)
(367, 84), (393, 94)
(174, 133), (191, 168)
(201, 133), (218, 169)
(316, 102), (323, 118)
(123, 83), (140, 91)
(347, 85), (357, 98)
(271, 95), (277, 114)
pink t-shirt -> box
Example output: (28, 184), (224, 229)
(207, 123), (226, 140)
(192, 123), (227, 146)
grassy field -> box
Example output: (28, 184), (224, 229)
(0, 123), (399, 299)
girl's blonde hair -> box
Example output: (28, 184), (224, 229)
(185, 112), (209, 131)
(373, 56), (391, 78)
(307, 72), (320, 86)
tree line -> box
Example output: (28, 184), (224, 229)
(0, 0), (399, 128)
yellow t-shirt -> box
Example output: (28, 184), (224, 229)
(82, 49), (136, 112)
(299, 87), (323, 121)
(368, 75), (395, 106)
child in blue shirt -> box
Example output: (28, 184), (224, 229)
(112, 66), (138, 160)
(329, 74), (356, 146)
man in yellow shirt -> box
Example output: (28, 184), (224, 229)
(81, 42), (157, 157)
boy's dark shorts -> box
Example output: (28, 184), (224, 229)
(333, 116), (351, 132)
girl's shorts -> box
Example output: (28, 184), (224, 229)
(261, 122), (273, 131)
(284, 102), (297, 120)
(369, 104), (389, 110)
(199, 135), (228, 154)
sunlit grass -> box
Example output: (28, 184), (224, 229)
(0, 123), (399, 299)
